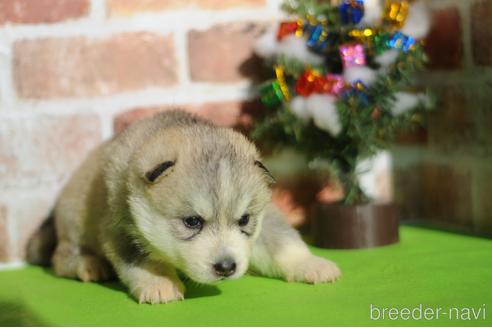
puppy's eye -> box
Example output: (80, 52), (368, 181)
(238, 214), (250, 227)
(183, 216), (204, 229)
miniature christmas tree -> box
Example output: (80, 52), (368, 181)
(252, 0), (434, 205)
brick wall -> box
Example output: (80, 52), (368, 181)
(0, 0), (283, 266)
(0, 0), (490, 266)
(393, 0), (492, 236)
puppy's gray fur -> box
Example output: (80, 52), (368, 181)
(28, 110), (340, 304)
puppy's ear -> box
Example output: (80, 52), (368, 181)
(144, 161), (175, 183)
(254, 160), (275, 184)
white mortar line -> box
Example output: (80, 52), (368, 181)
(97, 111), (115, 140)
(5, 204), (18, 264)
(0, 38), (15, 110)
(70, 0), (111, 144)
(88, 0), (107, 23)
(109, 9), (284, 32)
(0, 3), (283, 112)
(3, 83), (254, 116)
(174, 29), (191, 86)
(0, 261), (25, 270)
(0, 178), (66, 190)
(418, 68), (492, 86)
(0, 9), (282, 40)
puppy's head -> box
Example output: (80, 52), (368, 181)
(128, 125), (273, 283)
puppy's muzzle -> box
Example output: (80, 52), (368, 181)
(213, 258), (236, 277)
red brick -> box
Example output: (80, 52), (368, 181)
(188, 22), (265, 82)
(421, 164), (473, 227)
(427, 86), (476, 151)
(114, 106), (191, 134)
(424, 7), (463, 70)
(471, 0), (492, 66)
(475, 86), (492, 149)
(0, 0), (89, 25)
(395, 127), (428, 145)
(113, 100), (261, 133)
(14, 33), (177, 99)
(0, 205), (8, 262)
(393, 164), (425, 220)
(396, 162), (473, 227)
(473, 166), (492, 235)
(107, 0), (265, 16)
(0, 114), (102, 188)
(196, 102), (248, 127)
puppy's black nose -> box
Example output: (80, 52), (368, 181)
(214, 259), (236, 277)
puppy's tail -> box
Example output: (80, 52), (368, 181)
(26, 213), (57, 266)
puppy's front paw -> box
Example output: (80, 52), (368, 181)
(131, 276), (185, 304)
(285, 255), (341, 284)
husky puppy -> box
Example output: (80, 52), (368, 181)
(27, 110), (340, 304)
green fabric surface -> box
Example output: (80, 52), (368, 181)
(0, 226), (491, 326)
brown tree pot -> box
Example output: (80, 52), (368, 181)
(310, 202), (399, 249)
